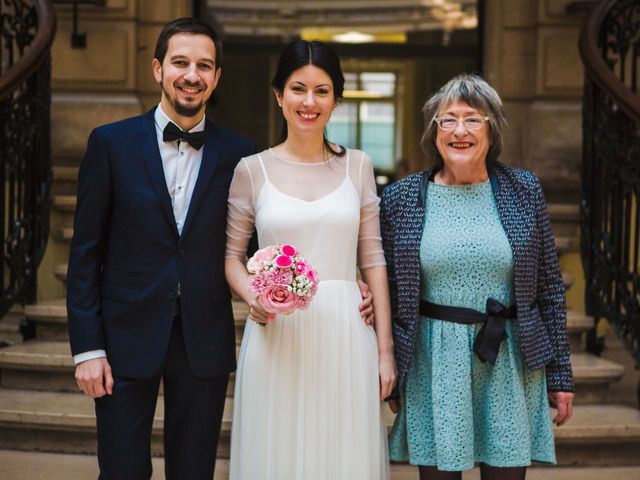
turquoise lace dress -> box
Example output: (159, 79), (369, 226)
(388, 181), (556, 471)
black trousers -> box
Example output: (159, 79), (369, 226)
(95, 316), (229, 480)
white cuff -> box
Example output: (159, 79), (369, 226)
(73, 350), (107, 365)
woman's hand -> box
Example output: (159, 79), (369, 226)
(357, 280), (374, 326)
(548, 391), (575, 426)
(379, 353), (397, 401)
(248, 296), (274, 324)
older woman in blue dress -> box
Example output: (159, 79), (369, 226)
(381, 74), (575, 480)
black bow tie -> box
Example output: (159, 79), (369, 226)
(163, 122), (207, 150)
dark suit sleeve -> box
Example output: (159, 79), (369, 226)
(66, 128), (112, 356)
(534, 179), (574, 392)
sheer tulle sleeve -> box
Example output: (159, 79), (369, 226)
(225, 158), (256, 260)
(357, 152), (386, 269)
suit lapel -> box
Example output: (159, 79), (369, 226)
(137, 109), (179, 238)
(180, 120), (222, 241)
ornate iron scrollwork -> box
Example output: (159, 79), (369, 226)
(581, 0), (640, 368)
(0, 0), (53, 323)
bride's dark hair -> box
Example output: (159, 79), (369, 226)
(271, 40), (346, 157)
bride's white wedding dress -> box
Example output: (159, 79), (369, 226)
(226, 148), (390, 480)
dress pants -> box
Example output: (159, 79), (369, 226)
(95, 310), (229, 480)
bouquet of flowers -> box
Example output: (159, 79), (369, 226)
(246, 244), (319, 325)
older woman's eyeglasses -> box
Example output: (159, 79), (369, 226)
(433, 115), (490, 132)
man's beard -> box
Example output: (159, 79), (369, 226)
(163, 83), (205, 118)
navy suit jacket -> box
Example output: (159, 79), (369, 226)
(67, 108), (256, 379)
(380, 163), (574, 392)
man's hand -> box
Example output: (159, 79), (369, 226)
(75, 357), (114, 398)
(548, 391), (574, 426)
(357, 279), (374, 326)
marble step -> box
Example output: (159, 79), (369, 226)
(567, 310), (594, 352)
(1, 388), (639, 465)
(25, 298), (249, 343)
(0, 339), (626, 408)
(0, 312), (24, 346)
(553, 404), (640, 466)
(52, 166), (79, 196)
(52, 226), (73, 243)
(555, 236), (579, 255)
(2, 450), (640, 480)
(548, 203), (580, 238)
(24, 296), (595, 360)
(0, 388), (233, 457)
(25, 299), (68, 341)
(571, 352), (625, 404)
(52, 195), (76, 213)
(0, 341), (238, 396)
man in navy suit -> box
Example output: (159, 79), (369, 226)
(66, 18), (255, 479)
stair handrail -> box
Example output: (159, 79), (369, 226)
(578, 0), (640, 377)
(0, 0), (56, 100)
(578, 0), (640, 123)
(0, 0), (57, 334)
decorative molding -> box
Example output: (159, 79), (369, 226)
(206, 0), (478, 39)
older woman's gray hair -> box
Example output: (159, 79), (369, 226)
(420, 73), (507, 168)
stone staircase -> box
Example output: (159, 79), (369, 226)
(0, 167), (639, 479)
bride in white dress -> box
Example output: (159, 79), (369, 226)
(225, 40), (396, 480)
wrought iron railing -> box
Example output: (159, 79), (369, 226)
(0, 0), (56, 324)
(579, 0), (640, 371)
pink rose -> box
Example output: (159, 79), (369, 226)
(247, 245), (277, 273)
(259, 285), (299, 314)
(296, 295), (311, 310)
(306, 268), (318, 283)
(294, 260), (308, 275)
(269, 269), (293, 286)
(275, 255), (292, 268)
(281, 244), (297, 257)
(248, 272), (271, 294)
(246, 257), (263, 274)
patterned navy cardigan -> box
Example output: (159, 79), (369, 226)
(380, 162), (575, 393)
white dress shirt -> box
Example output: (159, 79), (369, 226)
(74, 104), (206, 365)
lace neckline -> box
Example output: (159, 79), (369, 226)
(268, 147), (337, 166)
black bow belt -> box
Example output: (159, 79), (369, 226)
(419, 298), (517, 366)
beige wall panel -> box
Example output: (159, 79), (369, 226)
(525, 100), (581, 181)
(501, 101), (530, 168)
(54, 0), (135, 19)
(497, 30), (536, 100)
(136, 24), (163, 94)
(537, 29), (583, 96)
(51, 93), (143, 157)
(52, 20), (136, 90)
(503, 0), (536, 28)
(107, 0), (130, 9)
(539, 0), (585, 24)
(483, 0), (503, 91)
(138, 0), (191, 22)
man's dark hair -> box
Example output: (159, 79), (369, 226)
(154, 17), (223, 67)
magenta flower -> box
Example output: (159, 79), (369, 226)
(307, 268), (318, 283)
(275, 255), (292, 268)
(281, 244), (297, 256)
(295, 260), (308, 275)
